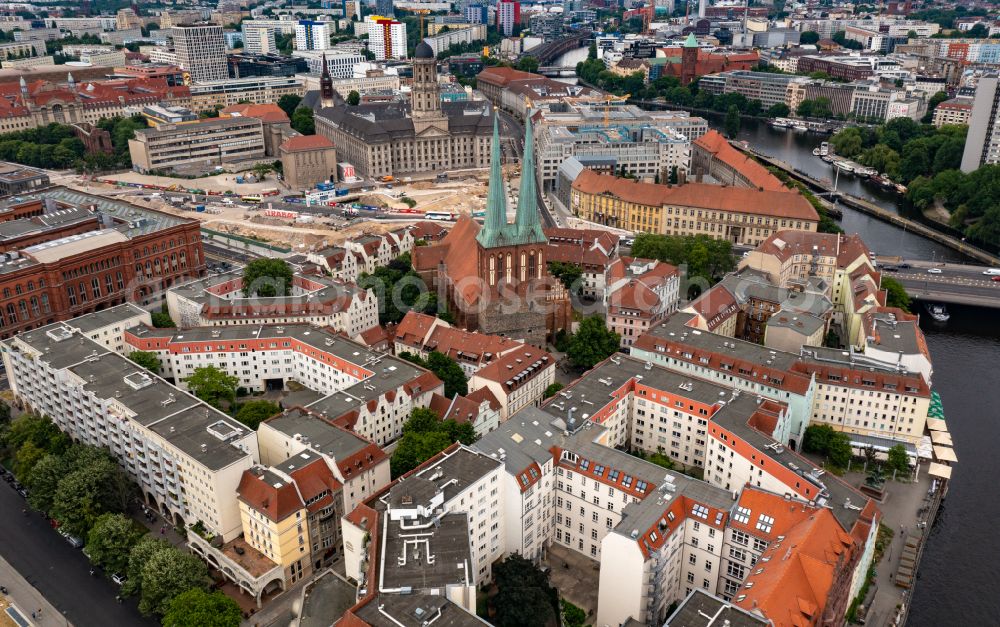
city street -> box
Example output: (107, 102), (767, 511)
(0, 480), (155, 627)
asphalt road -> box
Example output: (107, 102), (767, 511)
(0, 481), (155, 627)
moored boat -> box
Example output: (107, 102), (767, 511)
(925, 303), (950, 323)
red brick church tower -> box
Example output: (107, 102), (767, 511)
(680, 32), (700, 85)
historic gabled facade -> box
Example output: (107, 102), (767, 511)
(413, 117), (571, 346)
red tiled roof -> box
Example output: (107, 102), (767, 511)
(220, 102), (290, 124)
(694, 130), (786, 192)
(413, 216), (483, 306)
(281, 134), (334, 152)
(471, 344), (554, 386)
(237, 469), (304, 523)
(572, 169), (818, 221)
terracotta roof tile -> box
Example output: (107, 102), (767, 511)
(280, 134), (335, 152)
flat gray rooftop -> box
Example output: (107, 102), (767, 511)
(353, 594), (487, 627)
(381, 512), (472, 591)
(265, 407), (372, 462)
(666, 589), (769, 627)
(68, 303), (147, 334)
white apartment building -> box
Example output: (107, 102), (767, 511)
(341, 444), (506, 613)
(125, 323), (443, 447)
(295, 20), (331, 51)
(468, 345), (555, 421)
(365, 15), (407, 61)
(171, 23), (228, 82)
(2, 315), (258, 541)
(241, 23), (277, 54)
(165, 270), (378, 337)
(293, 50), (367, 78)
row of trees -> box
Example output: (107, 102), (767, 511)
(0, 117), (146, 172)
(0, 412), (239, 623)
(389, 407), (478, 478)
(804, 425), (910, 474)
(630, 233), (736, 286)
(830, 117), (966, 185)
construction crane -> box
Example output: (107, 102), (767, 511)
(412, 8), (431, 39)
(603, 93), (630, 127)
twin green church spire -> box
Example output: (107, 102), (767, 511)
(476, 114), (548, 249)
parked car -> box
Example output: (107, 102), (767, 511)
(59, 529), (84, 548)
(112, 573), (126, 586)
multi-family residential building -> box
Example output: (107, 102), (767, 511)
(931, 97), (973, 127)
(241, 22), (277, 54)
(961, 74), (1000, 172)
(544, 227), (620, 298)
(605, 257), (680, 346)
(393, 311), (530, 377)
(2, 313), (258, 542)
(422, 25), (488, 55)
(295, 20), (331, 51)
(306, 227), (413, 281)
(365, 15), (407, 60)
(570, 169), (818, 245)
(125, 323), (443, 447)
(467, 344), (556, 421)
(165, 270), (377, 337)
(171, 24), (228, 82)
(497, 0), (520, 36)
(128, 116), (266, 173)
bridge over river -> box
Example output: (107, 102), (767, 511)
(877, 257), (1000, 308)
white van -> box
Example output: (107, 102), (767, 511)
(982, 268), (1000, 276)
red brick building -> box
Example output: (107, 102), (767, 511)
(661, 33), (759, 85)
(0, 187), (205, 339)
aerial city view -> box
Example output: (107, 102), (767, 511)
(0, 0), (994, 625)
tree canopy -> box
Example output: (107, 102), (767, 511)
(347, 90), (361, 106)
(881, 277), (911, 313)
(185, 366), (239, 409)
(86, 513), (145, 575)
(137, 546), (211, 615)
(491, 554), (559, 627)
(630, 233), (735, 284)
(390, 407), (478, 477)
(242, 258), (293, 297)
(291, 106), (315, 135)
(803, 424), (852, 468)
(129, 351), (162, 374)
(235, 400), (281, 430)
(277, 94), (302, 118)
(162, 589), (242, 627)
(50, 452), (131, 537)
(399, 350), (469, 398)
(566, 316), (620, 370)
(886, 444), (910, 474)
(357, 254), (439, 325)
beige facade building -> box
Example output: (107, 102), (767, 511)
(188, 77), (305, 114)
(128, 116), (265, 173)
(570, 169), (819, 247)
(279, 135), (338, 189)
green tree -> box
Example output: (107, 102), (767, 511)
(124, 536), (170, 596)
(766, 102), (790, 117)
(151, 312), (176, 328)
(515, 56), (539, 73)
(827, 432), (853, 468)
(831, 127), (864, 158)
(347, 90), (361, 106)
(547, 261), (583, 292)
(561, 600), (587, 627)
(185, 366), (239, 409)
(491, 554), (559, 627)
(14, 440), (46, 481)
(162, 589), (241, 627)
(129, 350), (162, 374)
(803, 424), (835, 453)
(800, 30), (820, 45)
(291, 106), (315, 135)
(886, 444), (910, 474)
(25, 453), (67, 512)
(86, 513), (144, 574)
(390, 407), (477, 477)
(138, 546), (211, 615)
(566, 316), (620, 370)
(277, 94), (302, 118)
(881, 276), (911, 312)
(50, 455), (130, 537)
(859, 144), (900, 178)
(921, 90), (949, 124)
(426, 351), (468, 398)
(724, 105), (741, 138)
(235, 400), (281, 430)
(543, 382), (564, 399)
(4, 413), (69, 456)
(242, 258), (293, 297)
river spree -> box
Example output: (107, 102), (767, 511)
(721, 118), (992, 625)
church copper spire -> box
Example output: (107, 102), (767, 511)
(476, 115), (509, 248)
(513, 115), (545, 244)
